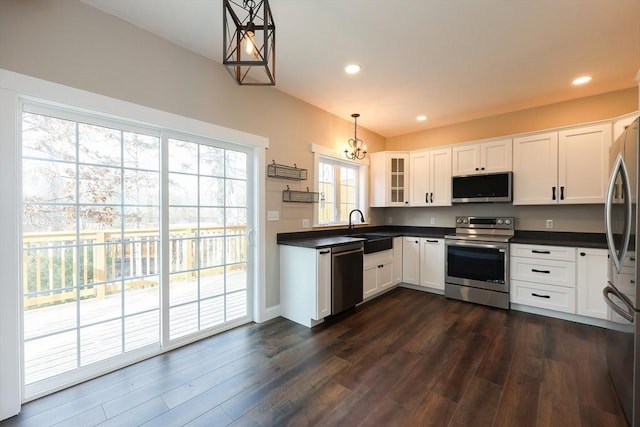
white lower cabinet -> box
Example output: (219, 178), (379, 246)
(402, 237), (420, 285)
(511, 281), (576, 313)
(403, 236), (444, 291)
(510, 243), (577, 314)
(511, 243), (609, 320)
(576, 248), (609, 319)
(363, 249), (394, 300)
(392, 237), (403, 285)
(280, 245), (331, 327)
(420, 238), (444, 291)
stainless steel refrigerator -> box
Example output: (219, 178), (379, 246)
(603, 116), (640, 427)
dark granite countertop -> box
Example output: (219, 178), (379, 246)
(277, 226), (453, 249)
(278, 235), (366, 249)
(278, 226), (608, 250)
(511, 231), (607, 249)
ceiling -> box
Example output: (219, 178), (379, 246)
(83, 0), (640, 138)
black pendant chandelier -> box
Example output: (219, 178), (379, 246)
(345, 114), (367, 160)
(223, 0), (276, 86)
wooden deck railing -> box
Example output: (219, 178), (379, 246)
(23, 225), (246, 309)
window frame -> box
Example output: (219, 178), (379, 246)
(311, 144), (369, 227)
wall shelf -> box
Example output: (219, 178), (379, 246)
(267, 161), (308, 180)
(282, 186), (319, 203)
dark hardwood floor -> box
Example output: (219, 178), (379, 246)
(2, 288), (628, 427)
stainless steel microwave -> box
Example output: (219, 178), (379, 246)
(451, 171), (512, 203)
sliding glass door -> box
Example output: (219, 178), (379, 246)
(21, 105), (253, 396)
(167, 137), (249, 340)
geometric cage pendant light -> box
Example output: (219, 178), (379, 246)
(223, 0), (276, 86)
(344, 113), (367, 160)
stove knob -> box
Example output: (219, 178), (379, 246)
(497, 219), (503, 225)
(504, 219), (512, 225)
(463, 218), (469, 224)
(456, 218), (463, 224)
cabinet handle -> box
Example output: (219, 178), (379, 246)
(378, 264), (383, 268)
(426, 239), (438, 243)
(552, 186), (556, 200)
(480, 167), (485, 171)
(560, 186), (565, 200)
(475, 167), (479, 171)
(425, 193), (428, 204)
(580, 252), (586, 256)
(430, 192), (433, 203)
(630, 257), (636, 261)
(531, 250), (550, 254)
(531, 293), (551, 299)
(531, 269), (551, 274)
(631, 280), (636, 284)
(414, 240), (419, 244)
(319, 250), (330, 255)
(405, 201), (409, 204)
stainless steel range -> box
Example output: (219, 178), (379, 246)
(444, 216), (514, 309)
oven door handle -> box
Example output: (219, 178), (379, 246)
(446, 240), (507, 250)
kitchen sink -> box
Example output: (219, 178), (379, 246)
(350, 234), (393, 254)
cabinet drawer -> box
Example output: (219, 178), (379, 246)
(511, 280), (576, 314)
(510, 257), (576, 288)
(510, 244), (575, 261)
(363, 249), (393, 269)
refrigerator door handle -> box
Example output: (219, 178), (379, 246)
(605, 153), (632, 273)
(602, 283), (634, 323)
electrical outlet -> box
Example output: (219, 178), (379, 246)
(302, 218), (310, 228)
(430, 217), (436, 225)
(388, 216), (393, 224)
(546, 219), (553, 229)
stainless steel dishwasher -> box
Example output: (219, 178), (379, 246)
(331, 242), (364, 314)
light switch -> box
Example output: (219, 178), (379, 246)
(302, 219), (310, 228)
(267, 210), (279, 221)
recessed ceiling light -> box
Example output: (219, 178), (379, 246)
(345, 64), (361, 74)
(572, 75), (592, 85)
(416, 115), (427, 121)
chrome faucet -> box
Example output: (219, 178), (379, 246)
(348, 209), (365, 231)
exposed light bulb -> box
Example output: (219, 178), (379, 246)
(245, 30), (255, 55)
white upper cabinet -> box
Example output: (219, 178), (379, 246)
(513, 123), (611, 205)
(558, 124), (611, 204)
(409, 151), (429, 207)
(370, 152), (410, 207)
(452, 139), (512, 176)
(409, 148), (452, 206)
(513, 132), (558, 205)
(613, 111), (639, 140)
